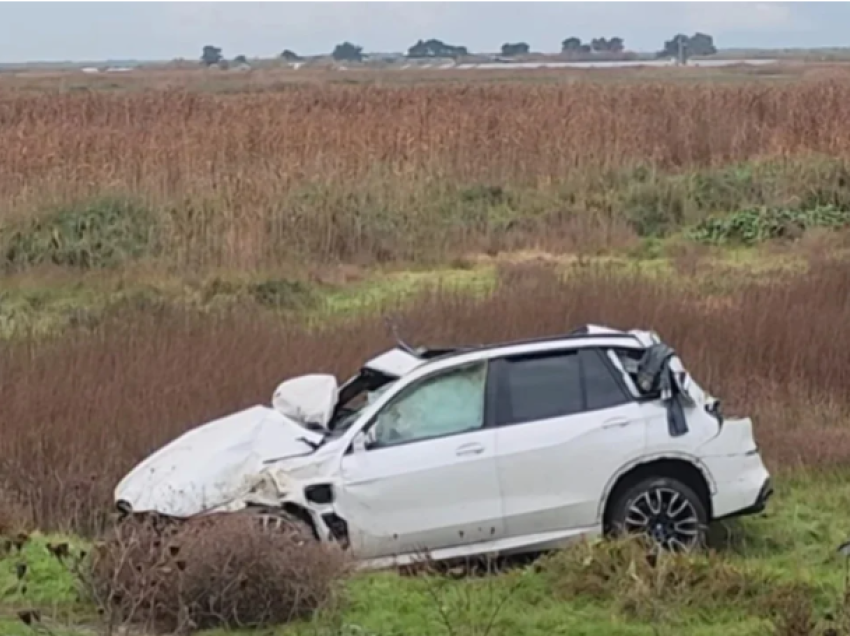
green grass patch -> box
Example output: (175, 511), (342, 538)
(0, 532), (90, 631)
(290, 472), (850, 635)
(318, 266), (496, 318)
(5, 474), (850, 635)
(0, 241), (840, 340)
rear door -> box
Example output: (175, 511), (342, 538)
(491, 347), (665, 538)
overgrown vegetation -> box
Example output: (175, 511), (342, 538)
(541, 536), (818, 627)
(2, 256), (850, 536)
(4, 72), (850, 635)
(2, 82), (850, 269)
(7, 483), (850, 635)
(0, 198), (158, 272)
(691, 205), (850, 245)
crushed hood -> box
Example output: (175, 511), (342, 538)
(113, 360), (414, 520)
(114, 405), (324, 518)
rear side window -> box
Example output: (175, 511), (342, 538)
(495, 352), (583, 426)
(582, 349), (631, 410)
(494, 348), (633, 426)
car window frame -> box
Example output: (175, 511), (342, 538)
(606, 346), (663, 402)
(489, 346), (635, 428)
(355, 358), (493, 452)
(581, 347), (634, 411)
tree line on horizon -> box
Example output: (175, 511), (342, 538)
(200, 33), (717, 67)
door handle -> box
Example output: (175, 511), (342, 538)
(456, 443), (485, 456)
(602, 418), (631, 429)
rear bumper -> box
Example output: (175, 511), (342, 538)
(703, 450), (772, 520)
(714, 477), (773, 521)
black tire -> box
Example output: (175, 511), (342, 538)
(243, 508), (317, 545)
(606, 476), (708, 552)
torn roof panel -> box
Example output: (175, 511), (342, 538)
(362, 347), (426, 378)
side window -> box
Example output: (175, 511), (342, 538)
(496, 352), (583, 426)
(370, 361), (487, 448)
(581, 349), (631, 410)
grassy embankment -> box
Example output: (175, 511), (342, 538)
(4, 76), (850, 635)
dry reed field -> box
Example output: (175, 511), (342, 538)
(3, 79), (850, 269)
(1, 257), (848, 536)
(5, 72), (850, 635)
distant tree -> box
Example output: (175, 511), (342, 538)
(689, 32), (717, 56)
(561, 37), (583, 53)
(588, 37), (626, 53)
(332, 41), (363, 62)
(407, 39), (469, 59)
(201, 45), (223, 66)
(501, 42), (530, 57)
(658, 32), (716, 61)
(590, 37), (609, 52)
(658, 33), (689, 60)
(233, 54), (248, 65)
(281, 49), (302, 62)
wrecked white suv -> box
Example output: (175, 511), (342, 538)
(115, 325), (772, 567)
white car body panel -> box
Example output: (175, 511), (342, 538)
(336, 428), (503, 559)
(114, 326), (772, 567)
(361, 347), (425, 378)
(495, 400), (665, 537)
(114, 405), (322, 518)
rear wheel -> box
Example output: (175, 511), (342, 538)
(607, 476), (708, 552)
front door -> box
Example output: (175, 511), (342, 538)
(336, 360), (505, 560)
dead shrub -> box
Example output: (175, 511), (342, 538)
(493, 259), (563, 292)
(79, 513), (351, 633)
(0, 487), (31, 536)
(666, 239), (712, 278)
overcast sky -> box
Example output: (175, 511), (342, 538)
(0, 2), (846, 63)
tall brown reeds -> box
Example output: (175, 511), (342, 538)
(1, 257), (848, 534)
(2, 81), (850, 268)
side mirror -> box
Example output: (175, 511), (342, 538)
(351, 427), (378, 454)
(352, 431), (369, 454)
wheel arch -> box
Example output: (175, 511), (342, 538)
(245, 501), (322, 540)
(281, 502), (319, 538)
(599, 455), (714, 531)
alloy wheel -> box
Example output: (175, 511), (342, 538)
(624, 487), (702, 551)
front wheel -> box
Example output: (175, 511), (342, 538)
(241, 508), (316, 545)
(607, 476), (708, 552)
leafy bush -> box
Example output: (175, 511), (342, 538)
(690, 205), (850, 246)
(623, 179), (686, 237)
(1, 198), (158, 272)
(78, 513), (351, 632)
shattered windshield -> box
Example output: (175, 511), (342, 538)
(372, 362), (486, 446)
